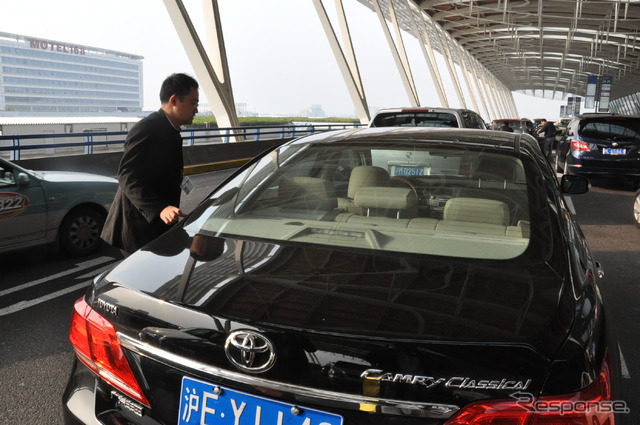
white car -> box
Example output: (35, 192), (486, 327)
(0, 157), (118, 256)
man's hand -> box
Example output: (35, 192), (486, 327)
(160, 205), (186, 224)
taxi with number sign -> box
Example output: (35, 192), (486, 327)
(63, 127), (625, 425)
(0, 157), (117, 257)
(555, 113), (640, 182)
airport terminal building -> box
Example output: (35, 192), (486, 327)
(0, 31), (143, 116)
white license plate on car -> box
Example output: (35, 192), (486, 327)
(178, 376), (343, 425)
(603, 148), (626, 155)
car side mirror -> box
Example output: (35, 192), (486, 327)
(561, 175), (589, 194)
(16, 172), (30, 186)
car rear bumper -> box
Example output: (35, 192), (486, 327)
(567, 157), (640, 178)
(62, 360), (100, 425)
(62, 359), (160, 425)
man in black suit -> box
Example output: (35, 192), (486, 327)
(101, 73), (199, 256)
(536, 118), (557, 161)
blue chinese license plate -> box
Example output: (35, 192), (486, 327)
(603, 147), (626, 155)
(178, 376), (343, 425)
(392, 165), (425, 176)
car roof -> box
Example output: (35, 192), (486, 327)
(573, 112), (635, 119)
(294, 126), (540, 154)
(373, 106), (474, 114)
(570, 113), (640, 124)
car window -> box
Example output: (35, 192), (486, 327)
(462, 111), (485, 129)
(0, 165), (16, 188)
(580, 118), (640, 141)
(372, 112), (459, 128)
(493, 121), (527, 133)
(186, 141), (533, 261)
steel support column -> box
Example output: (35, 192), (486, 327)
(477, 68), (499, 120)
(457, 50), (481, 115)
(313, 0), (370, 124)
(163, 0), (242, 139)
(487, 77), (506, 118)
(372, 0), (419, 106)
(633, 93), (640, 115)
(465, 52), (491, 120)
(410, 2), (448, 107)
(435, 25), (467, 109)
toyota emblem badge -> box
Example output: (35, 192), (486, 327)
(225, 330), (276, 373)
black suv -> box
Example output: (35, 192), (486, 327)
(555, 113), (640, 182)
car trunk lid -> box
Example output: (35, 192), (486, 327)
(95, 234), (574, 414)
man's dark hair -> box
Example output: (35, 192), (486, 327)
(159, 73), (199, 103)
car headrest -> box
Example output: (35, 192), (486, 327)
(443, 197), (510, 226)
(354, 187), (417, 211)
(347, 166), (389, 198)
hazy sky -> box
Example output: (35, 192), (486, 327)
(1, 0), (566, 119)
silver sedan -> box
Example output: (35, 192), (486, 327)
(0, 157), (118, 256)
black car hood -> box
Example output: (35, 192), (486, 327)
(98, 230), (577, 405)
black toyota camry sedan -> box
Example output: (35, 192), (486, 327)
(63, 127), (626, 425)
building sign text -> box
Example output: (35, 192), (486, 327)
(29, 39), (85, 55)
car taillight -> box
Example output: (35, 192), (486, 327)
(444, 353), (616, 425)
(571, 140), (590, 151)
(69, 297), (150, 406)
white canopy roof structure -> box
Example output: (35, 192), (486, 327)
(165, 0), (640, 126)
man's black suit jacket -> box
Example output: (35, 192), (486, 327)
(101, 109), (183, 254)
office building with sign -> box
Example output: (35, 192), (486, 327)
(0, 31), (143, 116)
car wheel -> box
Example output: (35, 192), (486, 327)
(633, 190), (640, 229)
(59, 207), (106, 257)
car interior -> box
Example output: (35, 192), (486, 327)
(190, 144), (532, 260)
(0, 165), (16, 187)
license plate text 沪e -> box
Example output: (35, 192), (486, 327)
(178, 377), (343, 425)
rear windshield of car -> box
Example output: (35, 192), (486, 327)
(185, 139), (534, 261)
(372, 112), (459, 128)
(492, 120), (527, 133)
(579, 117), (640, 141)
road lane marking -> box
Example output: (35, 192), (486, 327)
(0, 280), (90, 317)
(0, 263), (116, 317)
(565, 196), (577, 215)
(0, 256), (114, 297)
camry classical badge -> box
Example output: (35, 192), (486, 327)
(225, 330), (276, 373)
(361, 369), (532, 391)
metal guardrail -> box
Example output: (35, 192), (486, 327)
(0, 123), (361, 161)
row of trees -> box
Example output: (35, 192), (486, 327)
(190, 116), (360, 128)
